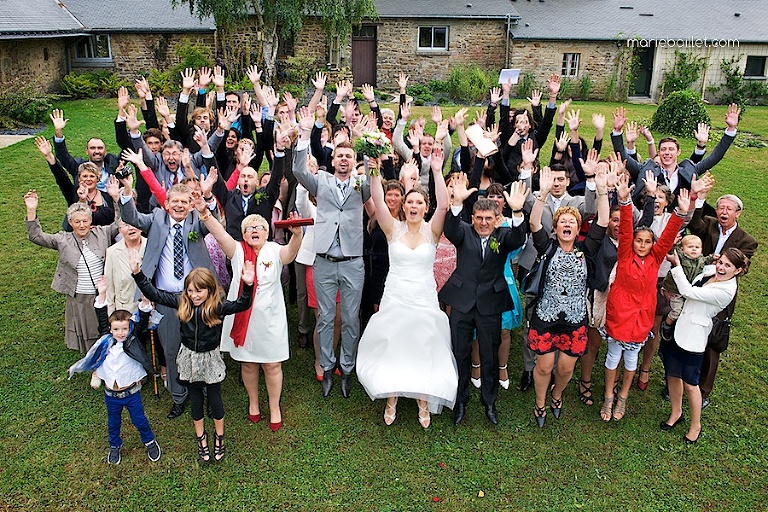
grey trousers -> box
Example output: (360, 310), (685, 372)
(155, 302), (188, 405)
(313, 256), (364, 374)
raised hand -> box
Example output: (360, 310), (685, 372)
(431, 105), (443, 125)
(181, 68), (196, 93)
(128, 247), (142, 274)
(240, 259), (256, 286)
(489, 87), (501, 105)
(504, 181), (530, 212)
(527, 89), (542, 107)
(263, 86), (279, 108)
(521, 138), (539, 165)
(538, 166), (554, 196)
(312, 71), (327, 91)
(191, 189), (207, 214)
(125, 104), (145, 132)
(24, 189), (39, 212)
(400, 101), (411, 121)
(450, 171), (478, 205)
(501, 77), (512, 98)
(361, 83), (375, 103)
(50, 109), (69, 137)
(246, 65), (262, 87)
(579, 148), (599, 176)
(547, 74), (561, 98)
(120, 147), (143, 166)
(430, 146), (445, 173)
(200, 167), (217, 197)
(193, 125), (208, 148)
(96, 275), (108, 297)
(694, 122), (710, 145)
(35, 136), (55, 164)
(298, 106), (315, 133)
(612, 107), (626, 133)
(180, 147), (192, 170)
(565, 109), (581, 132)
(625, 121), (639, 145)
(484, 123), (500, 143)
(197, 66), (212, 89)
(616, 171), (632, 202)
(236, 143), (255, 167)
(594, 162), (608, 193)
(475, 110), (487, 130)
(725, 103), (741, 130)
(676, 188), (691, 213)
(105, 175), (121, 201)
(557, 98), (572, 118)
(639, 125), (653, 143)
(156, 96), (171, 120)
(117, 86), (131, 112)
(555, 132), (570, 152)
(397, 72), (409, 93)
(212, 66), (226, 90)
(283, 91), (298, 115)
(133, 79), (147, 100)
(453, 107), (469, 126)
(690, 172), (715, 197)
(643, 169), (657, 195)
(592, 112), (606, 132)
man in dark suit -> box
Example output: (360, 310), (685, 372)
(119, 178), (218, 419)
(50, 108), (120, 193)
(439, 179), (528, 425)
(687, 184), (758, 408)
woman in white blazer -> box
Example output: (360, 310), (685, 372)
(661, 247), (749, 444)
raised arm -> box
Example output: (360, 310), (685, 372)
(193, 191), (238, 259)
(429, 147), (450, 239)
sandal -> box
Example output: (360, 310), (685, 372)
(613, 395), (627, 421)
(417, 400), (431, 429)
(196, 431), (210, 464)
(471, 364), (481, 389)
(213, 432), (225, 462)
(636, 370), (650, 392)
(534, 404), (547, 428)
(600, 395), (614, 422)
(550, 396), (563, 419)
(578, 379), (594, 406)
(384, 398), (397, 426)
(499, 365), (510, 390)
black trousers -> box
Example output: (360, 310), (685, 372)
(450, 306), (501, 406)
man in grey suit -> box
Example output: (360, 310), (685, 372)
(293, 107), (371, 398)
(119, 177), (218, 418)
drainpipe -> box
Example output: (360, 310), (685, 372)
(505, 13), (511, 68)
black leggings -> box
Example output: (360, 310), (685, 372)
(188, 382), (224, 421)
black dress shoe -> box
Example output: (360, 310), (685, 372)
(340, 373), (352, 398)
(167, 401), (186, 419)
(321, 370), (334, 397)
(519, 370), (533, 392)
(485, 403), (499, 425)
(453, 403), (466, 425)
(660, 415), (685, 431)
(297, 332), (309, 349)
(701, 396), (711, 410)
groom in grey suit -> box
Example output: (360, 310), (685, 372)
(293, 107), (371, 398)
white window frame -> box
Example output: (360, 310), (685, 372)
(327, 35), (341, 70)
(562, 53), (580, 77)
(73, 35), (113, 65)
(417, 26), (448, 51)
(744, 55), (767, 78)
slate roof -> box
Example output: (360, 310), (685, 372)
(373, 0), (520, 19)
(0, 0), (214, 39)
(0, 0), (85, 38)
(509, 0), (768, 43)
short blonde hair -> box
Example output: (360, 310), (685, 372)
(553, 205), (582, 226)
(241, 213), (269, 233)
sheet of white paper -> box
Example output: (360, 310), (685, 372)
(498, 68), (521, 85)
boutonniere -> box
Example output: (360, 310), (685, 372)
(253, 191), (268, 204)
(489, 236), (500, 254)
(187, 230), (199, 242)
(575, 249), (584, 259)
(353, 174), (366, 192)
(261, 260), (273, 270)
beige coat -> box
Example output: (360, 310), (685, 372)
(104, 236), (147, 314)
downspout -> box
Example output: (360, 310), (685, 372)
(505, 13), (511, 68)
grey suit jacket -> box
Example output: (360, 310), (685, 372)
(119, 197), (216, 283)
(292, 145), (371, 257)
(518, 190), (597, 270)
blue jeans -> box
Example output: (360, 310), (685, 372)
(105, 390), (155, 448)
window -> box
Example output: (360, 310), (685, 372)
(744, 56), (766, 77)
(328, 35), (341, 70)
(418, 26), (448, 51)
(74, 35), (112, 63)
(562, 53), (580, 77)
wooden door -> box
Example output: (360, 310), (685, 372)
(352, 25), (377, 87)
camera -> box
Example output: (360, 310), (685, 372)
(114, 161), (134, 180)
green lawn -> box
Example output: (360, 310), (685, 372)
(0, 99), (766, 511)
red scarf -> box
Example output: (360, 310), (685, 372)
(230, 241), (258, 347)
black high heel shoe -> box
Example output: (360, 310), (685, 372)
(196, 431), (210, 464)
(550, 397), (562, 419)
(534, 404), (547, 428)
(660, 415), (685, 431)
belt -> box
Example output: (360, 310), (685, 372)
(104, 382), (142, 399)
(316, 253), (359, 263)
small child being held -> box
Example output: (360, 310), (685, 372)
(660, 234), (715, 340)
(68, 276), (161, 465)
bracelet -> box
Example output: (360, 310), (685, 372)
(536, 195), (547, 203)
(555, 149), (565, 153)
(584, 174), (596, 179)
(512, 209), (523, 214)
(203, 196), (213, 202)
(199, 212), (211, 221)
(300, 127), (311, 132)
(696, 144), (706, 149)
(597, 192), (608, 196)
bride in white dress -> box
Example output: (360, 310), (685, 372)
(356, 148), (458, 428)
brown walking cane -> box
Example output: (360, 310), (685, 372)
(150, 330), (159, 398)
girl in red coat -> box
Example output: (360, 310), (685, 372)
(600, 172), (690, 422)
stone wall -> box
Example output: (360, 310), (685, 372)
(0, 39), (69, 92)
(508, 40), (622, 100)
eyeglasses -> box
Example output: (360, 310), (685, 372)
(244, 225), (267, 233)
(487, 194), (504, 200)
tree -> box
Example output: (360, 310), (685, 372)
(173, 0), (377, 84)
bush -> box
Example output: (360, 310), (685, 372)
(60, 72), (98, 99)
(650, 89), (711, 137)
(170, 40), (212, 87)
(96, 72), (131, 97)
(284, 56), (318, 86)
(579, 73), (592, 100)
(224, 73), (253, 92)
(517, 72), (538, 100)
(145, 69), (176, 97)
(558, 78), (574, 100)
(711, 56), (768, 107)
(280, 83), (306, 103)
(0, 79), (57, 129)
(447, 64), (492, 103)
(661, 50), (707, 96)
(428, 79), (450, 94)
(406, 83), (434, 104)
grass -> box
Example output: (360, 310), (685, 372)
(0, 98), (766, 511)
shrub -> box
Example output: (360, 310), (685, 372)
(284, 56), (318, 86)
(711, 56), (768, 107)
(447, 64), (492, 103)
(224, 73), (253, 92)
(406, 83), (434, 104)
(650, 89), (711, 137)
(428, 79), (450, 94)
(96, 72), (131, 97)
(558, 78), (574, 100)
(661, 50), (707, 96)
(0, 79), (57, 129)
(605, 71), (619, 101)
(60, 72), (98, 99)
(517, 72), (538, 100)
(280, 83), (306, 103)
(146, 69), (175, 97)
(579, 73), (592, 100)
(170, 40), (212, 87)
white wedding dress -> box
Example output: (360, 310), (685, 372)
(356, 220), (458, 414)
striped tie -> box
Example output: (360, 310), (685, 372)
(173, 224), (184, 280)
